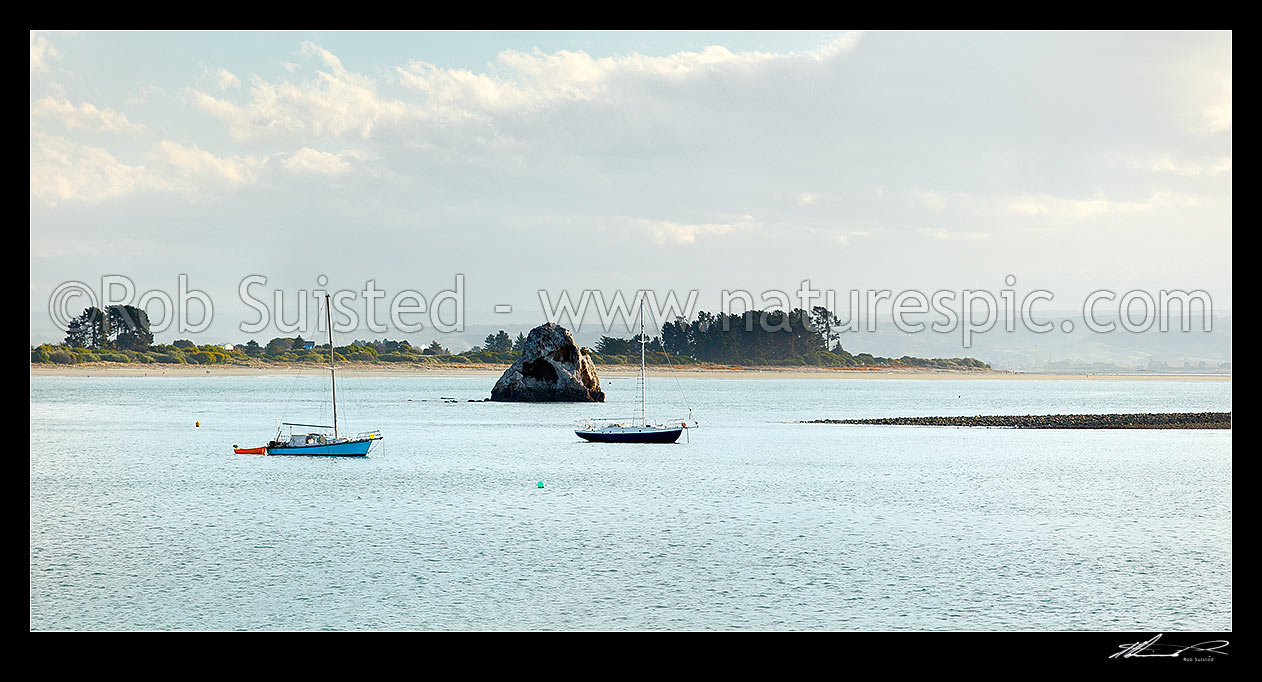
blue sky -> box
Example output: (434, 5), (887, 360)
(30, 30), (1231, 345)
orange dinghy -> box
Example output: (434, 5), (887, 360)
(233, 446), (268, 455)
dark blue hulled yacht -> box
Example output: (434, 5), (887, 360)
(576, 301), (696, 444)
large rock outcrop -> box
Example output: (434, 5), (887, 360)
(490, 323), (604, 402)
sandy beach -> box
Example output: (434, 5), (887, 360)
(29, 363), (1232, 381)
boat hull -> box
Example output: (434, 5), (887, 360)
(575, 427), (683, 444)
(263, 437), (379, 457)
(234, 446), (268, 455)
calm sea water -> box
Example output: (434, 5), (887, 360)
(29, 373), (1232, 631)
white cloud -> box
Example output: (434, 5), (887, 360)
(907, 189), (949, 213)
(1201, 80), (1231, 134)
(655, 221), (734, 243)
(1200, 75), (1232, 134)
(807, 33), (864, 61)
(300, 41), (345, 72)
(30, 135), (158, 203)
(30, 32), (58, 73)
(831, 229), (871, 246)
(179, 33), (867, 145)
(918, 228), (991, 241)
(630, 215), (758, 244)
(652, 221), (735, 244)
(30, 135), (348, 203)
(900, 188), (1205, 222)
(1140, 154), (1232, 177)
(189, 41), (409, 141)
(151, 140), (263, 187)
(211, 67), (240, 90)
(30, 97), (145, 134)
(282, 147), (351, 174)
(397, 34), (862, 118)
(30, 234), (163, 260)
(1000, 191), (1200, 218)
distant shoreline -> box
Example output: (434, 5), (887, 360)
(29, 363), (1232, 381)
(805, 413), (1233, 429)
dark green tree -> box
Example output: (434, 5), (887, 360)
(107, 305), (153, 350)
(484, 330), (513, 352)
(661, 318), (691, 356)
(810, 306), (842, 354)
(64, 307), (105, 349)
(265, 337), (293, 354)
(629, 334), (665, 353)
(595, 336), (633, 355)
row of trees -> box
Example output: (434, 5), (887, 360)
(33, 342), (236, 366)
(656, 308), (841, 365)
(594, 335), (665, 356)
(594, 307), (989, 369)
(64, 306), (154, 350)
(31, 338), (457, 367)
(36, 306), (988, 369)
(478, 330), (520, 353)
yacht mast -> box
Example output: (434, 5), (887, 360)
(640, 298), (646, 427)
(326, 293), (338, 439)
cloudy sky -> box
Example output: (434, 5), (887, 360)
(30, 30), (1231, 344)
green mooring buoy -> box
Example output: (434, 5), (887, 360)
(537, 481), (544, 488)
